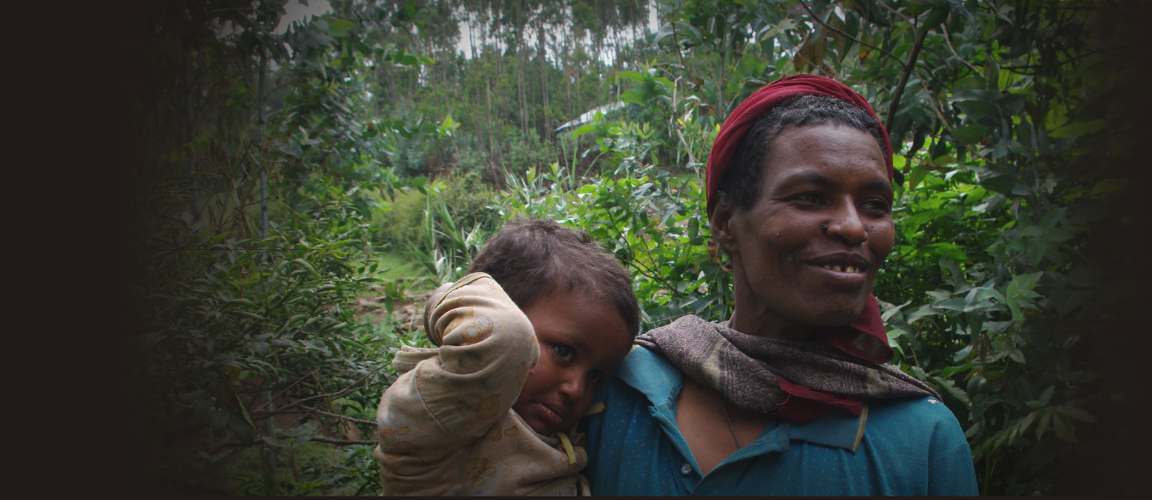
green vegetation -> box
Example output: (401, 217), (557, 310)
(126, 0), (1143, 495)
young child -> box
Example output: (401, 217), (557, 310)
(375, 218), (640, 495)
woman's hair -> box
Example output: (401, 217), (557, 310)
(466, 218), (641, 336)
(716, 94), (887, 210)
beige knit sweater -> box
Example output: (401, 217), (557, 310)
(374, 273), (590, 495)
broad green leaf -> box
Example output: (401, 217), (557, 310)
(1054, 405), (1097, 424)
(292, 259), (321, 278)
(954, 124), (991, 144)
(263, 436), (289, 447)
(1052, 413), (1077, 443)
(1038, 385), (1055, 405)
(232, 311), (266, 322)
(930, 375), (971, 406)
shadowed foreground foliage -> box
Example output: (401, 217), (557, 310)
(125, 0), (1149, 495)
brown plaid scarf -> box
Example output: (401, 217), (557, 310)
(635, 314), (938, 422)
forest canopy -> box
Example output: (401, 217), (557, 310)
(124, 0), (1148, 495)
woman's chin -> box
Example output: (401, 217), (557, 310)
(798, 301), (867, 328)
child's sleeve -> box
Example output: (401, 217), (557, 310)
(376, 272), (538, 460)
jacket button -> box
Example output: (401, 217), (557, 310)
(680, 463), (692, 475)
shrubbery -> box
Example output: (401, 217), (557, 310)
(127, 0), (1143, 496)
(368, 172), (502, 279)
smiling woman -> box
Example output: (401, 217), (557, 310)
(583, 75), (980, 496)
(715, 122), (895, 338)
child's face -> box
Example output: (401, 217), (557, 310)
(513, 292), (633, 436)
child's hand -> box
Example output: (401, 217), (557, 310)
(428, 281), (454, 307)
(422, 281), (456, 346)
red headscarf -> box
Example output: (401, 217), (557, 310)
(705, 74), (895, 218)
(705, 75), (897, 419)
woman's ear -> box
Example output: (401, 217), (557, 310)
(709, 200), (739, 255)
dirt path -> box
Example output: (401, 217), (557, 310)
(350, 285), (437, 333)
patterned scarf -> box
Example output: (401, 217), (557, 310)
(635, 315), (938, 423)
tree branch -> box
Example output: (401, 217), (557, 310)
(306, 406), (377, 426)
(670, 20), (688, 70)
(310, 437), (377, 446)
(273, 366), (385, 413)
(254, 405), (378, 426)
(940, 24), (982, 75)
(602, 210), (686, 298)
(212, 437), (377, 449)
(885, 19), (932, 132)
(879, 2), (917, 38)
(670, 77), (699, 170)
(796, 0), (904, 68)
(916, 71), (956, 134)
(916, 59), (954, 91)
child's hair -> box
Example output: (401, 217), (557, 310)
(466, 218), (640, 336)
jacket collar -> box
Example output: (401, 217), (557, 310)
(615, 345), (866, 452)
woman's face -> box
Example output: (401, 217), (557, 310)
(713, 124), (894, 339)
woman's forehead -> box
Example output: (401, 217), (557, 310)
(760, 125), (888, 181)
(771, 124), (884, 155)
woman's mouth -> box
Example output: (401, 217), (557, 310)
(806, 253), (872, 277)
(818, 264), (865, 273)
(810, 263), (869, 285)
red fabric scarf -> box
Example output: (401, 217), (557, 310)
(704, 74), (897, 420)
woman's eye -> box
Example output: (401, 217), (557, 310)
(862, 199), (892, 213)
(552, 345), (574, 362)
(794, 192), (824, 204)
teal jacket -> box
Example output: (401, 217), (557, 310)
(583, 347), (979, 496)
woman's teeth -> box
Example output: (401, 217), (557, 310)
(822, 264), (862, 273)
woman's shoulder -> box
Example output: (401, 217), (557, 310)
(610, 345), (683, 402)
(865, 395), (969, 448)
(868, 395), (962, 425)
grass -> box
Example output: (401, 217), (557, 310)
(368, 250), (434, 286)
(347, 249), (439, 297)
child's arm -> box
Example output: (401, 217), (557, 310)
(376, 272), (538, 458)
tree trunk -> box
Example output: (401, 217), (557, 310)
(184, 45), (199, 222)
(539, 20), (549, 140)
(716, 39), (727, 123)
(258, 49), (268, 262)
(486, 76), (496, 165)
(885, 22), (931, 139)
(519, 48), (528, 134)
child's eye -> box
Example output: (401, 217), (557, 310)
(552, 345), (574, 362)
(588, 370), (603, 383)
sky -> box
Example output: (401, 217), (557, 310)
(275, 0), (658, 64)
(215, 0), (332, 37)
(277, 0), (333, 34)
(454, 4), (660, 64)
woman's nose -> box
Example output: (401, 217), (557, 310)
(824, 201), (868, 245)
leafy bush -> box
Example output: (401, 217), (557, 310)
(498, 145), (731, 331)
(370, 172), (502, 283)
(495, 85), (1135, 495)
(124, 1), (444, 493)
(369, 183), (429, 250)
(129, 187), (408, 495)
(502, 129), (560, 176)
(127, 0), (1144, 496)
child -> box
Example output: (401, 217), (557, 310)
(375, 218), (640, 495)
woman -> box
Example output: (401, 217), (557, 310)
(582, 75), (979, 495)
